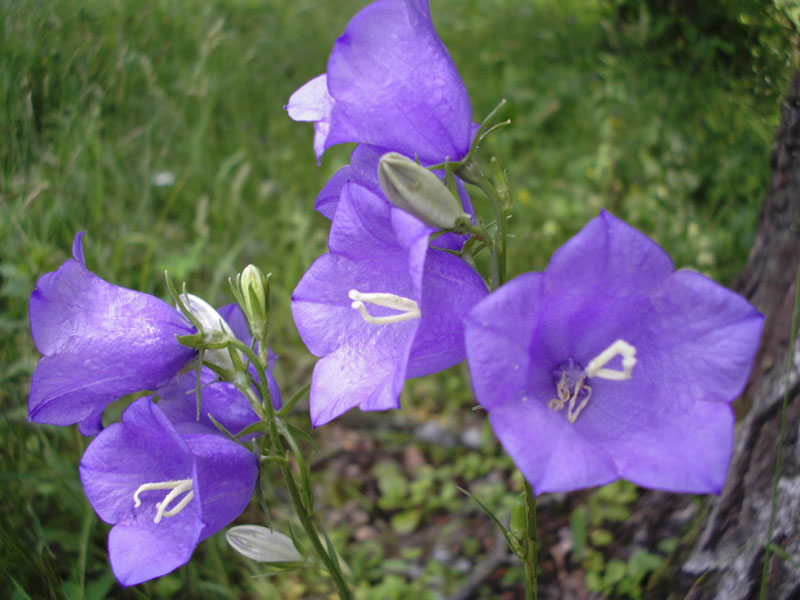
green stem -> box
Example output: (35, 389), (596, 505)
(278, 460), (351, 599)
(472, 172), (507, 289)
(523, 482), (539, 600)
(759, 260), (800, 599)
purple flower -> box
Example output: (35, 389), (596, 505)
(79, 397), (258, 586)
(464, 211), (763, 495)
(292, 182), (487, 426)
(28, 233), (196, 435)
(286, 0), (472, 165)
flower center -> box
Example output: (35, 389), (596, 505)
(133, 478), (195, 524)
(548, 339), (637, 423)
(348, 289), (421, 325)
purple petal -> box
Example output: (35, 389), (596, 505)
(182, 432), (258, 540)
(489, 399), (619, 494)
(157, 370), (261, 436)
(79, 398), (195, 525)
(324, 0), (472, 163)
(646, 269), (764, 402)
(108, 516), (202, 586)
(406, 247), (488, 376)
(544, 210), (674, 297)
(28, 234), (195, 429)
(464, 273), (547, 411)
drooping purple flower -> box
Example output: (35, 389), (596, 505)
(292, 182), (488, 426)
(79, 397), (258, 586)
(464, 211), (763, 495)
(28, 233), (196, 435)
(286, 0), (472, 165)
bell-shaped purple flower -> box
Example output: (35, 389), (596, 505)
(286, 0), (472, 164)
(28, 233), (196, 435)
(464, 211), (763, 495)
(292, 182), (487, 426)
(79, 397), (258, 586)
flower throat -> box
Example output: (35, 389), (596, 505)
(548, 339), (637, 423)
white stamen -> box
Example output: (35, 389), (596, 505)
(585, 339), (637, 380)
(133, 478), (194, 524)
(548, 339), (636, 423)
(548, 372), (593, 423)
(348, 289), (421, 325)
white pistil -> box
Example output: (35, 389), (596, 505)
(585, 339), (637, 380)
(348, 289), (421, 325)
(549, 339), (636, 423)
(133, 478), (195, 524)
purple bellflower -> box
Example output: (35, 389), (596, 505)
(79, 397), (258, 586)
(28, 233), (196, 435)
(464, 211), (763, 495)
(286, 0), (475, 250)
(292, 182), (487, 426)
(286, 0), (472, 165)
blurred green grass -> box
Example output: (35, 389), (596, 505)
(1, 0), (795, 597)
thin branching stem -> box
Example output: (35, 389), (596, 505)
(759, 260), (800, 599)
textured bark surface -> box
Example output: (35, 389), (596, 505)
(640, 71), (800, 599)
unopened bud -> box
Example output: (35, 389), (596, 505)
(226, 525), (303, 563)
(378, 152), (469, 229)
(240, 264), (269, 340)
(179, 293), (238, 371)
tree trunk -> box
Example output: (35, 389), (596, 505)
(643, 70), (800, 599)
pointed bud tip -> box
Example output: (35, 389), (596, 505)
(377, 152), (467, 230)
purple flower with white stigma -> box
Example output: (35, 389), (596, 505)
(79, 397), (258, 586)
(28, 233), (196, 435)
(464, 211), (763, 495)
(292, 182), (487, 426)
(286, 0), (472, 164)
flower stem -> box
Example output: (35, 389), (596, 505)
(523, 482), (539, 600)
(278, 460), (351, 599)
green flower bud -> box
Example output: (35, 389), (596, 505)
(240, 264), (269, 340)
(510, 494), (527, 542)
(378, 152), (469, 229)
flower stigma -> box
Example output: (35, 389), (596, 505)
(133, 478), (195, 524)
(348, 289), (421, 325)
(548, 339), (637, 423)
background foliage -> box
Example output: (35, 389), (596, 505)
(1, 0), (796, 597)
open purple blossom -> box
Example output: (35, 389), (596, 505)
(79, 397), (258, 586)
(28, 233), (196, 435)
(292, 182), (487, 426)
(286, 0), (472, 165)
(464, 211), (763, 495)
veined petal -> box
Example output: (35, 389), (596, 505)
(544, 210), (674, 298)
(323, 0), (472, 163)
(28, 233), (196, 430)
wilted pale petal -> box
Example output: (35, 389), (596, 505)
(28, 233), (195, 434)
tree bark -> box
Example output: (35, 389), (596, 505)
(643, 70), (800, 599)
